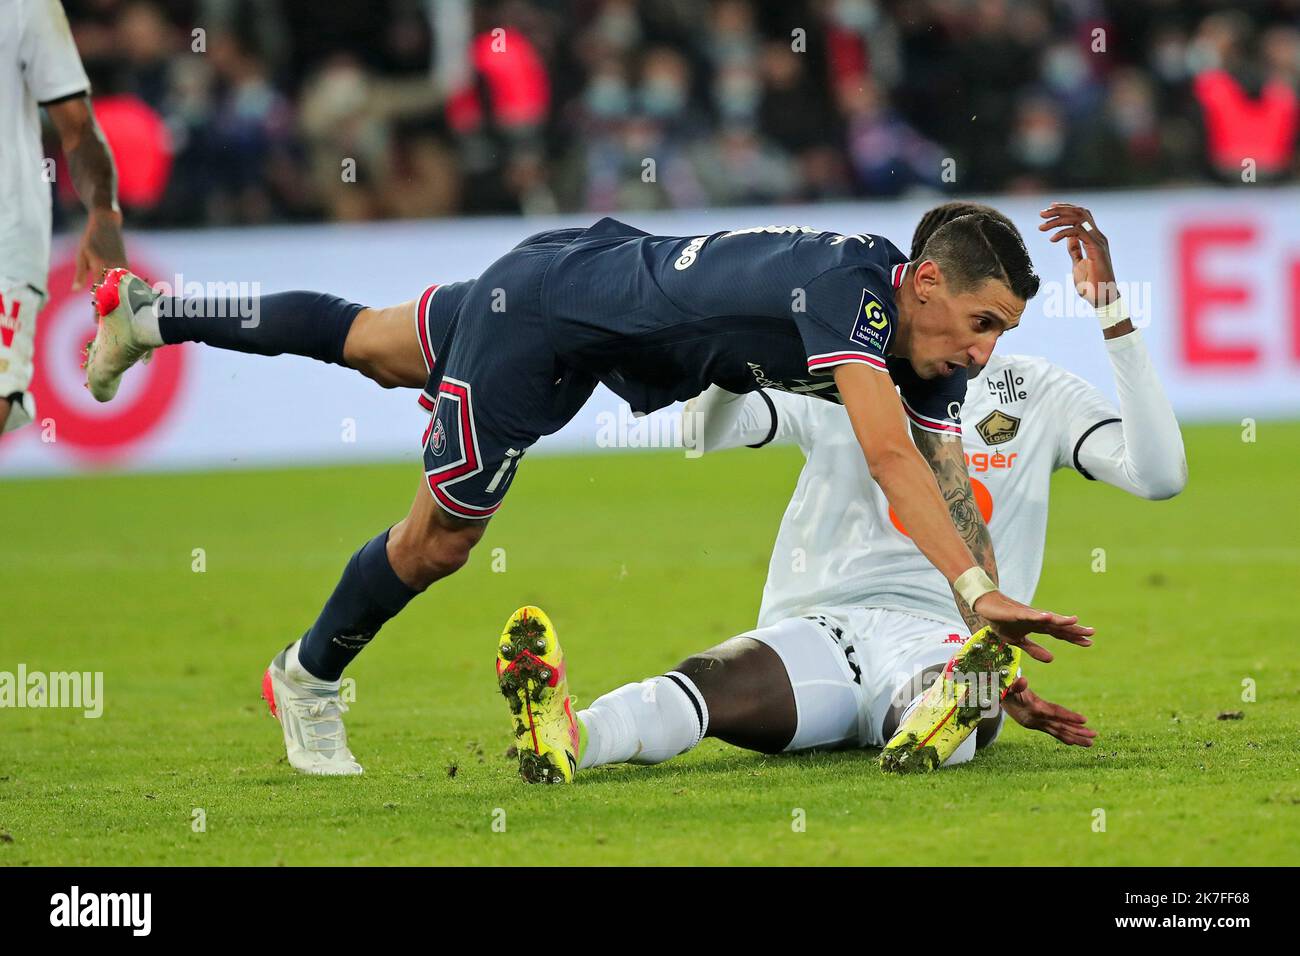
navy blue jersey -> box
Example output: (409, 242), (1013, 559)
(539, 217), (965, 434)
(413, 222), (968, 521)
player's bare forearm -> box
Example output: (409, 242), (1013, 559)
(911, 424), (999, 634)
(872, 451), (977, 581)
(835, 366), (1092, 657)
(47, 98), (126, 287)
(834, 363), (976, 583)
(50, 99), (120, 216)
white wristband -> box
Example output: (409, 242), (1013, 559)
(1094, 296), (1129, 331)
(954, 567), (997, 610)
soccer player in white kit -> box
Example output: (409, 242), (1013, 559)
(1, 0), (126, 434)
(535, 201), (1187, 776)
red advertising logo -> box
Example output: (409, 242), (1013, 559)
(1178, 222), (1300, 368)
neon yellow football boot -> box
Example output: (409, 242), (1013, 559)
(496, 606), (581, 784)
(880, 626), (1021, 774)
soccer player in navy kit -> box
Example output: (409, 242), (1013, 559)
(88, 209), (1095, 776)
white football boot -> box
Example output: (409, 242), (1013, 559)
(261, 642), (364, 776)
(85, 268), (160, 402)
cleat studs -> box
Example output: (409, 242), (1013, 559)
(533, 637), (547, 654)
(499, 642), (516, 660)
(538, 668), (551, 682)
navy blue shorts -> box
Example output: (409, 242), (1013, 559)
(420, 228), (596, 520)
(413, 279), (473, 414)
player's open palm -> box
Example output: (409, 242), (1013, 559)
(1002, 676), (1097, 747)
(973, 590), (1094, 663)
(1038, 202), (1118, 308)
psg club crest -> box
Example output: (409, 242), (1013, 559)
(431, 418), (447, 456)
(976, 409), (1020, 445)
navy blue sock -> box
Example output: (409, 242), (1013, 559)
(296, 529), (419, 681)
(157, 290), (362, 366)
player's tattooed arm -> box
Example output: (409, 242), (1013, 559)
(46, 96), (127, 289)
(911, 423), (999, 635)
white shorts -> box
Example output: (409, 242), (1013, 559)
(0, 280), (43, 433)
(743, 607), (1003, 752)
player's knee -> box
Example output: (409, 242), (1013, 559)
(674, 651), (728, 701)
(419, 528), (479, 582)
(343, 308), (402, 388)
(675, 643), (792, 753)
(365, 365), (404, 389)
(389, 517), (483, 588)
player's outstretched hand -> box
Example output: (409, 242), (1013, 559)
(1038, 201), (1118, 308)
(972, 590), (1094, 663)
(1002, 676), (1097, 747)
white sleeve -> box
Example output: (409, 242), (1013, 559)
(20, 0), (90, 105)
(1056, 331), (1188, 500)
(681, 385), (819, 454)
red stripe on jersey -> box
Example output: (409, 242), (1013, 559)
(416, 285), (440, 371)
(903, 401), (962, 434)
(807, 351), (887, 372)
(891, 263), (907, 289)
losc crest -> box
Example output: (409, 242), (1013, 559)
(976, 409), (1020, 445)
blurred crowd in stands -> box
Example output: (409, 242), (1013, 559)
(55, 0), (1300, 229)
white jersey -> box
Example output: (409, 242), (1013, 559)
(0, 0), (90, 293)
(734, 348), (1162, 629)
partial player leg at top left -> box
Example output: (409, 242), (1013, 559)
(83, 267), (444, 402)
(0, 283), (45, 435)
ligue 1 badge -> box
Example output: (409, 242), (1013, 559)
(850, 289), (890, 351)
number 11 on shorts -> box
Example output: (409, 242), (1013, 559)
(485, 448), (524, 494)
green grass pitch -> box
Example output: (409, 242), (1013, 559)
(2, 421), (1298, 866)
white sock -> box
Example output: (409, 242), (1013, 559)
(286, 639), (341, 693)
(131, 296), (164, 347)
(578, 672), (708, 770)
(897, 692), (978, 767)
